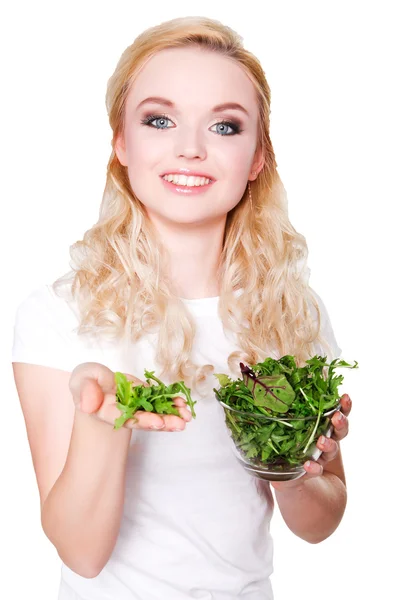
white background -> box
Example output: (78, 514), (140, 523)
(1, 1), (398, 598)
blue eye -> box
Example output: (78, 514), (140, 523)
(210, 121), (242, 136)
(140, 113), (243, 136)
(140, 114), (173, 129)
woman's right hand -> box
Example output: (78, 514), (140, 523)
(69, 362), (192, 431)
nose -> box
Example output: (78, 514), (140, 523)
(174, 126), (207, 160)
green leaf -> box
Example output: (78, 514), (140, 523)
(115, 372), (131, 406)
(138, 397), (154, 412)
(244, 372), (296, 413)
(214, 373), (232, 387)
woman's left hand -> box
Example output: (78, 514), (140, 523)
(270, 393), (352, 491)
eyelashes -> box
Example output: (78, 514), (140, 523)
(140, 113), (243, 136)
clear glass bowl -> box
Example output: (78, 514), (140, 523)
(218, 400), (341, 481)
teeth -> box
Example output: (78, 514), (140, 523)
(162, 174), (211, 186)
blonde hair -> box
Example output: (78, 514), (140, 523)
(53, 16), (335, 395)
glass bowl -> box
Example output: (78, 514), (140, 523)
(218, 400), (341, 481)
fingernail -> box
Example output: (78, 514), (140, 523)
(320, 435), (326, 446)
(152, 424), (165, 429)
(337, 412), (344, 421)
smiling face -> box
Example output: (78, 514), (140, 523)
(115, 46), (264, 228)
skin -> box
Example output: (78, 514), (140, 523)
(115, 46), (264, 299)
(114, 46), (351, 539)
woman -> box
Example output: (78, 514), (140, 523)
(12, 16), (351, 600)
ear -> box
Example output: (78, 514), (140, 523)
(114, 131), (128, 167)
(249, 147), (265, 181)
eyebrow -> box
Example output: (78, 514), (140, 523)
(136, 96), (250, 117)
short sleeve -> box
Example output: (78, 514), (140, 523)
(309, 288), (342, 360)
(11, 285), (82, 372)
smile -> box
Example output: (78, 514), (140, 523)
(160, 175), (215, 195)
(162, 174), (212, 186)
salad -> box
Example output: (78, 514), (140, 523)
(213, 355), (358, 466)
(113, 370), (196, 430)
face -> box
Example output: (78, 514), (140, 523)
(115, 46), (264, 228)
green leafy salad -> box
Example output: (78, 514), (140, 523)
(213, 355), (358, 467)
(113, 370), (196, 430)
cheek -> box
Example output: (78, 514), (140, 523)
(123, 134), (166, 200)
(125, 129), (169, 169)
(216, 140), (256, 178)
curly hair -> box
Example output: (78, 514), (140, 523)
(53, 16), (336, 396)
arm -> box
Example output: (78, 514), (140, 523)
(273, 447), (347, 544)
(13, 362), (190, 578)
(41, 407), (132, 578)
(269, 395), (351, 544)
(13, 363), (132, 579)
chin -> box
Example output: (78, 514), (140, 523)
(151, 209), (222, 226)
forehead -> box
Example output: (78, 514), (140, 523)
(126, 47), (258, 112)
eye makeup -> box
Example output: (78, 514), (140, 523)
(140, 112), (244, 135)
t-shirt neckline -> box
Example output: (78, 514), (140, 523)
(179, 295), (220, 316)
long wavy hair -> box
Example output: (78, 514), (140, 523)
(53, 16), (335, 396)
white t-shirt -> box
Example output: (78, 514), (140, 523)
(11, 282), (341, 600)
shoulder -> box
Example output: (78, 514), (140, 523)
(12, 280), (90, 372)
(14, 281), (79, 333)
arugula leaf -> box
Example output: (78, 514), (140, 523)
(214, 373), (232, 387)
(113, 371), (196, 430)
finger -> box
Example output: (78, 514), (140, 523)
(159, 414), (187, 432)
(129, 411), (166, 430)
(177, 406), (193, 422)
(340, 393), (352, 416)
(79, 378), (104, 414)
(127, 406), (191, 427)
(316, 435), (339, 463)
(70, 362), (115, 406)
(173, 396), (186, 406)
(304, 460), (324, 477)
(129, 412), (187, 432)
(173, 396), (193, 422)
(331, 411), (349, 442)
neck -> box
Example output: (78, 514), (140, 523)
(148, 213), (226, 299)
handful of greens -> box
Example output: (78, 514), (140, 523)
(214, 355), (358, 468)
(113, 370), (196, 430)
